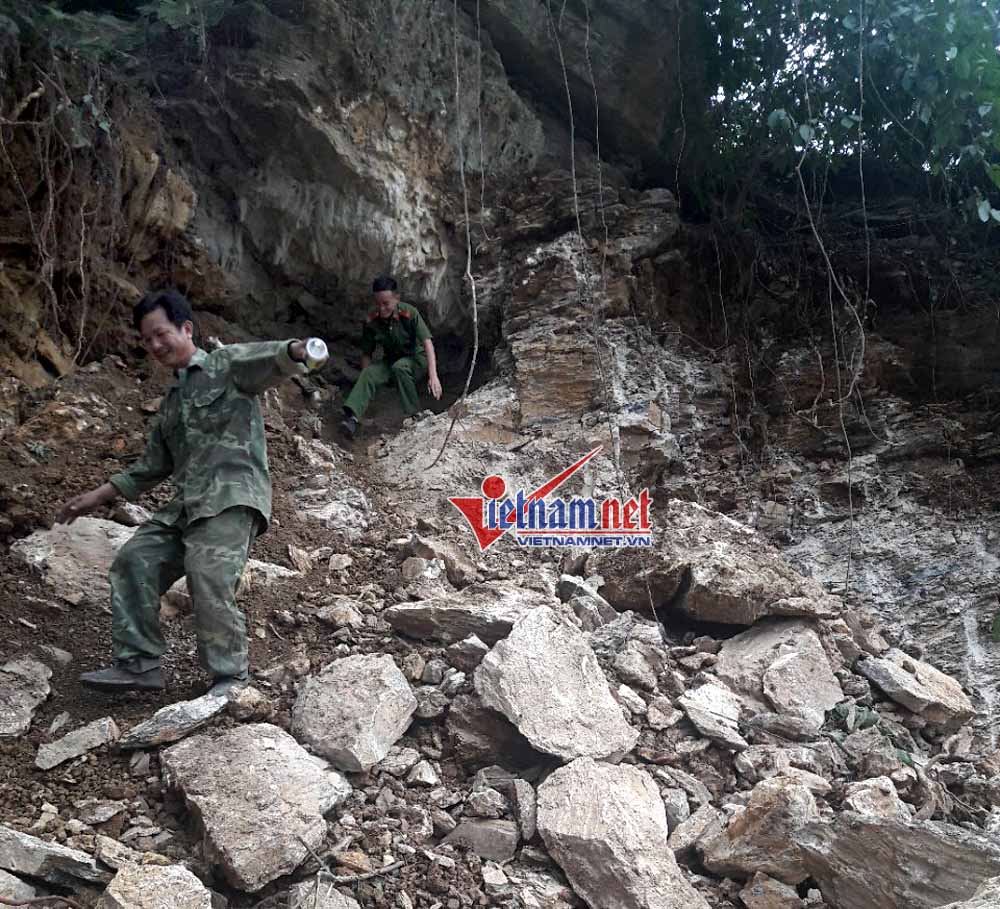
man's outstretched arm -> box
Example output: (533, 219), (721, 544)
(228, 340), (312, 395)
(55, 419), (173, 524)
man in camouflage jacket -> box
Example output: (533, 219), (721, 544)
(56, 289), (318, 696)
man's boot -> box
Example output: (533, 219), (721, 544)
(339, 412), (359, 439)
(80, 660), (165, 692)
(207, 672), (249, 699)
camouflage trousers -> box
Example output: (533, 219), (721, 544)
(109, 506), (258, 679)
(344, 356), (427, 419)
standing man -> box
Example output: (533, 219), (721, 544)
(340, 276), (442, 438)
(55, 288), (325, 697)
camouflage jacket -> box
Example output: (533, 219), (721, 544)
(109, 342), (308, 532)
(360, 301), (432, 365)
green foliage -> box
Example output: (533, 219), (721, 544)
(705, 0), (1000, 222)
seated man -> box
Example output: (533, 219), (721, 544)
(55, 288), (324, 697)
(340, 275), (442, 438)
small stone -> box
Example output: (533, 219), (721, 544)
(740, 872), (803, 909)
(227, 685), (273, 723)
(482, 862), (510, 897)
(36, 717), (120, 770)
(466, 788), (508, 819)
(669, 804), (723, 856)
(661, 788), (690, 831)
(422, 659), (448, 685)
(379, 747), (421, 778)
(414, 687), (450, 719)
(118, 695), (227, 750)
(73, 799), (125, 825)
(328, 554), (354, 572)
(442, 820), (519, 862)
(407, 761), (440, 787)
(647, 698), (683, 730)
(401, 653), (425, 683)
(447, 636), (489, 673)
(617, 684), (647, 714)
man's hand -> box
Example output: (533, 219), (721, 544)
(288, 340), (307, 362)
(55, 483), (117, 526)
(428, 374), (442, 400)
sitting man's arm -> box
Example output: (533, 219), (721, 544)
(56, 419), (173, 524)
(227, 340), (311, 395)
(424, 337), (442, 400)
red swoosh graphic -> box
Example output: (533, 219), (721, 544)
(449, 446), (604, 551)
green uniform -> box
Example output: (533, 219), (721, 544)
(344, 302), (432, 419)
(107, 342), (307, 677)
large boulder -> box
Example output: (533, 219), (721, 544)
(594, 502), (841, 626)
(291, 654), (416, 772)
(799, 815), (1000, 909)
(384, 583), (554, 645)
(701, 778), (820, 885)
(714, 620), (843, 726)
(474, 609), (638, 762)
(99, 863), (212, 909)
(160, 724), (351, 892)
(856, 649), (974, 731)
(537, 758), (709, 909)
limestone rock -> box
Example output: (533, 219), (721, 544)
(227, 685), (273, 723)
(384, 583), (554, 645)
(701, 778), (820, 884)
(0, 656), (51, 738)
(160, 723), (351, 892)
(678, 681), (748, 750)
(406, 534), (478, 589)
(799, 814), (1000, 909)
(715, 620), (843, 726)
(0, 824), (110, 886)
(841, 777), (911, 821)
(99, 863), (212, 909)
(856, 649), (975, 730)
(538, 758), (709, 909)
(292, 654), (416, 771)
(288, 879), (361, 909)
(10, 517), (136, 605)
(36, 717), (120, 770)
(118, 694), (228, 750)
(668, 804), (723, 857)
(739, 872), (803, 909)
(474, 608), (638, 762)
(447, 635), (490, 672)
(0, 868), (36, 902)
(595, 502), (841, 626)
(442, 820), (519, 863)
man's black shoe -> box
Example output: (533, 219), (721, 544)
(80, 662), (165, 692)
(339, 413), (359, 439)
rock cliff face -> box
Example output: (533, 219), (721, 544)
(151, 0), (705, 338)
